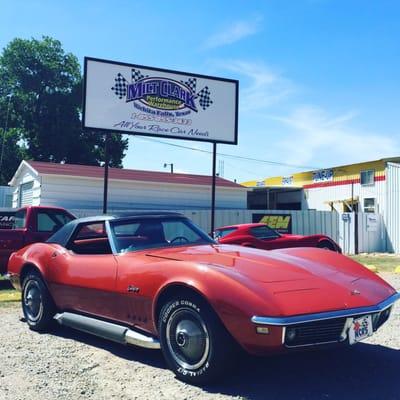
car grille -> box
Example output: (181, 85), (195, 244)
(284, 317), (347, 347)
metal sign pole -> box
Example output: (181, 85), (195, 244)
(103, 134), (110, 214)
(211, 143), (217, 235)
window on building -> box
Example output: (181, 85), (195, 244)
(18, 181), (34, 207)
(360, 170), (375, 186)
(363, 198), (376, 213)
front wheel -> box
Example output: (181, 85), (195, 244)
(22, 272), (56, 332)
(158, 295), (237, 384)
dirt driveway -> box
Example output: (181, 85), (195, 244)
(0, 273), (399, 400)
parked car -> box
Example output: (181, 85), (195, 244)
(214, 223), (341, 252)
(7, 212), (399, 384)
(0, 206), (75, 274)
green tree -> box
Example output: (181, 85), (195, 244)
(0, 36), (128, 184)
(0, 128), (26, 185)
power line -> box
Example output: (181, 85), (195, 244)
(135, 136), (320, 170)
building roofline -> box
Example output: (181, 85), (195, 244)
(242, 156), (400, 187)
(10, 160), (244, 189)
(8, 160), (39, 186)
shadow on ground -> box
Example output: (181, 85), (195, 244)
(52, 324), (166, 369)
(0, 280), (13, 290)
(209, 344), (400, 400)
(47, 321), (400, 400)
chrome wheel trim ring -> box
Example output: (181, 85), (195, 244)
(23, 280), (43, 322)
(166, 307), (210, 371)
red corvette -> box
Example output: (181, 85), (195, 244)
(7, 213), (399, 384)
(214, 223), (341, 252)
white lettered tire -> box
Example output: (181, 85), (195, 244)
(22, 272), (56, 332)
(158, 294), (237, 384)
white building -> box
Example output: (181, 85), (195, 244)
(9, 161), (247, 213)
(243, 157), (400, 253)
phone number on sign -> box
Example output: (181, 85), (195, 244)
(132, 113), (192, 126)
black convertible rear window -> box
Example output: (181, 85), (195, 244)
(250, 225), (280, 239)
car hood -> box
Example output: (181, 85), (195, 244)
(146, 244), (396, 314)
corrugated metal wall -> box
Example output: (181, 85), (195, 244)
(187, 209), (341, 242)
(386, 163), (400, 253)
(70, 208), (340, 247)
(305, 179), (386, 214)
(69, 207), (386, 254)
(40, 175), (247, 211)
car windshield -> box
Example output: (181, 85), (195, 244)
(110, 217), (215, 253)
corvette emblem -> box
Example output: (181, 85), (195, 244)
(127, 285), (140, 293)
(351, 289), (361, 295)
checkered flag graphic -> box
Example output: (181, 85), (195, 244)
(197, 86), (213, 110)
(111, 73), (128, 99)
(132, 68), (148, 82)
(181, 78), (197, 93)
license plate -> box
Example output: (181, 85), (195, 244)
(349, 315), (373, 345)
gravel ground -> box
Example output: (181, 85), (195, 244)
(0, 273), (399, 400)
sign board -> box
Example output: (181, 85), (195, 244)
(342, 213), (351, 222)
(282, 176), (293, 185)
(252, 213), (292, 234)
(0, 210), (15, 229)
(83, 57), (239, 144)
(313, 169), (334, 183)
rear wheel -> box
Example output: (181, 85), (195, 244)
(158, 294), (237, 384)
(22, 272), (56, 332)
(317, 241), (335, 251)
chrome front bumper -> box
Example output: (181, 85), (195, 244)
(252, 292), (400, 348)
(251, 292), (400, 326)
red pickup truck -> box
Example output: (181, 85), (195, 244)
(0, 206), (75, 274)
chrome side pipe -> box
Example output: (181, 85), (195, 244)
(54, 312), (160, 349)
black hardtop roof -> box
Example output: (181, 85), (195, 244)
(76, 211), (185, 224)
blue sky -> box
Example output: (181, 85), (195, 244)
(1, 0), (399, 182)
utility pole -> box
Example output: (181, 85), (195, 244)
(103, 134), (110, 214)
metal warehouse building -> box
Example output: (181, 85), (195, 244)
(243, 157), (400, 253)
(9, 160), (248, 213)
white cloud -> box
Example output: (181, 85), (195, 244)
(269, 106), (400, 168)
(203, 16), (263, 49)
(218, 60), (295, 111)
(202, 59), (400, 181)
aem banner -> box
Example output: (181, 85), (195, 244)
(252, 213), (292, 234)
(83, 57), (239, 144)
